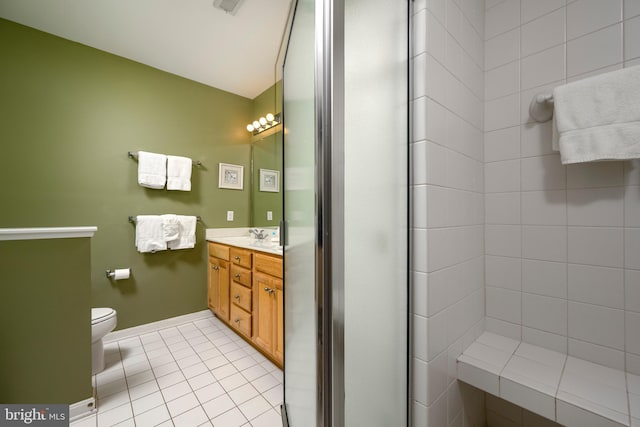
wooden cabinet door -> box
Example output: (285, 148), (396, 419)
(209, 257), (229, 322)
(274, 285), (284, 365)
(253, 272), (275, 354)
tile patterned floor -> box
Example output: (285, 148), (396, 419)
(71, 314), (283, 427)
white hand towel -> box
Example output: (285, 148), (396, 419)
(161, 214), (180, 242)
(167, 155), (192, 191)
(135, 215), (167, 253)
(138, 151), (167, 189)
(553, 65), (640, 164)
(167, 215), (197, 250)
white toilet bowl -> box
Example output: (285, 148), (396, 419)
(91, 308), (117, 375)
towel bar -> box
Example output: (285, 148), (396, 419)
(529, 93), (554, 123)
(128, 215), (202, 224)
(128, 151), (202, 167)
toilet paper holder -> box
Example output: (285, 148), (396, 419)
(105, 268), (132, 279)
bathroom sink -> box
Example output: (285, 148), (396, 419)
(210, 235), (282, 255)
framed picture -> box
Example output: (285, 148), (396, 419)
(218, 163), (244, 190)
(259, 169), (280, 192)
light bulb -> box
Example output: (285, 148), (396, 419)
(253, 120), (260, 129)
(246, 124), (254, 132)
(259, 117), (267, 126)
(266, 113), (274, 122)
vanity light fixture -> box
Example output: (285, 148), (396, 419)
(246, 112), (281, 135)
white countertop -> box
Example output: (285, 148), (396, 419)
(206, 228), (283, 256)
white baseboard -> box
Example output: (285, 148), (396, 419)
(69, 397), (96, 422)
(104, 309), (214, 343)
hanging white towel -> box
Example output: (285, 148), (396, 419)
(167, 215), (197, 250)
(167, 155), (192, 191)
(552, 65), (640, 164)
(138, 151), (167, 189)
(135, 215), (167, 253)
(161, 214), (180, 242)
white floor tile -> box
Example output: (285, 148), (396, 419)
(152, 361), (180, 378)
(176, 354), (201, 369)
(251, 374), (280, 394)
(166, 392), (200, 418)
(127, 380), (159, 401)
(161, 380), (192, 402)
(262, 384), (283, 407)
(98, 390), (131, 413)
(133, 404), (171, 426)
(213, 363), (240, 381)
(233, 355), (259, 371)
(202, 394), (236, 419)
(70, 414), (97, 427)
(195, 382), (226, 404)
(229, 383), (260, 406)
(125, 369), (155, 388)
(219, 372), (249, 392)
(249, 408), (282, 427)
(188, 372), (217, 391)
(211, 407), (248, 427)
(172, 405), (209, 427)
(96, 377), (127, 399)
(242, 365), (268, 382)
(131, 391), (165, 416)
(238, 395), (271, 421)
(156, 370), (186, 389)
(96, 403), (133, 427)
(183, 362), (209, 379)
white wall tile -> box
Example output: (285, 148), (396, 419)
(485, 126), (520, 162)
(521, 154), (566, 191)
(486, 317), (522, 341)
(521, 190), (567, 225)
(486, 256), (522, 290)
(627, 269), (640, 312)
(627, 311), (640, 355)
(413, 271), (428, 317)
(626, 160), (640, 185)
(567, 187), (625, 227)
(567, 24), (623, 77)
(428, 0), (447, 23)
(426, 142), (449, 186)
(413, 54), (427, 99)
(428, 10), (447, 64)
(485, 61), (520, 100)
(521, 0), (566, 24)
(427, 186), (449, 228)
(566, 161), (625, 189)
(522, 293), (567, 335)
(413, 97), (427, 142)
(521, 8), (565, 57)
(414, 8), (428, 56)
(425, 54), (449, 105)
(485, 0), (520, 40)
(625, 186), (640, 227)
(626, 228), (640, 269)
(521, 121), (554, 157)
(626, 16), (640, 61)
(487, 286), (522, 323)
(414, 358), (428, 405)
(568, 338), (625, 370)
(626, 0), (640, 18)
(414, 315), (428, 361)
(485, 28), (520, 70)
(522, 225), (568, 262)
(568, 227), (624, 268)
(522, 259), (567, 298)
(446, 0), (464, 43)
(485, 93), (520, 131)
(427, 269), (450, 316)
(413, 185), (428, 229)
(521, 45), (565, 90)
(425, 99), (448, 144)
(567, 0), (623, 40)
(486, 192), (521, 224)
(567, 62), (623, 83)
(414, 228), (428, 273)
(486, 225), (522, 257)
(568, 301), (625, 350)
(567, 264), (625, 309)
(485, 159), (520, 193)
(522, 327), (568, 354)
(427, 311), (448, 360)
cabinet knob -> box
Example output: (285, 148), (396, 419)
(212, 265), (219, 271)
(234, 256), (241, 261)
(234, 295), (240, 299)
(234, 319), (240, 323)
(234, 273), (241, 279)
(264, 287), (274, 295)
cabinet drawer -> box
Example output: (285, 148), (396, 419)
(230, 304), (251, 337)
(231, 282), (252, 312)
(208, 242), (229, 261)
(231, 264), (252, 288)
(254, 253), (283, 278)
(230, 247), (252, 269)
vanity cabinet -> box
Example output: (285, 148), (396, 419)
(207, 242), (283, 367)
(207, 243), (230, 322)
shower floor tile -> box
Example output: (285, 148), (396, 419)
(72, 312), (283, 427)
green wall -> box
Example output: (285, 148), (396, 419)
(0, 18), (254, 330)
(0, 238), (92, 404)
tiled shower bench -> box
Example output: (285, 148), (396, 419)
(457, 332), (640, 427)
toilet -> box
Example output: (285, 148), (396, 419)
(91, 308), (117, 375)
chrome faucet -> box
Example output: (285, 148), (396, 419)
(249, 228), (268, 240)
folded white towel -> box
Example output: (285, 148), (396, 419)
(167, 155), (192, 191)
(161, 214), (180, 242)
(167, 215), (197, 250)
(138, 151), (167, 189)
(552, 65), (640, 164)
(135, 215), (167, 253)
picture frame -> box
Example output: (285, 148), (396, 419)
(218, 163), (244, 190)
(259, 168), (280, 193)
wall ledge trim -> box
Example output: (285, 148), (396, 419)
(0, 227), (98, 241)
(69, 397), (96, 422)
(104, 309), (214, 343)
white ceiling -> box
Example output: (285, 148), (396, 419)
(0, 0), (293, 99)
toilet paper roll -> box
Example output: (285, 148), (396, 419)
(113, 268), (130, 280)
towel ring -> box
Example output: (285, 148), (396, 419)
(529, 93), (554, 123)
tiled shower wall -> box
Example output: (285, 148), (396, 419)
(411, 0), (486, 425)
(484, 0), (640, 378)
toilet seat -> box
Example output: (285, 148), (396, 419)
(92, 307), (115, 325)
